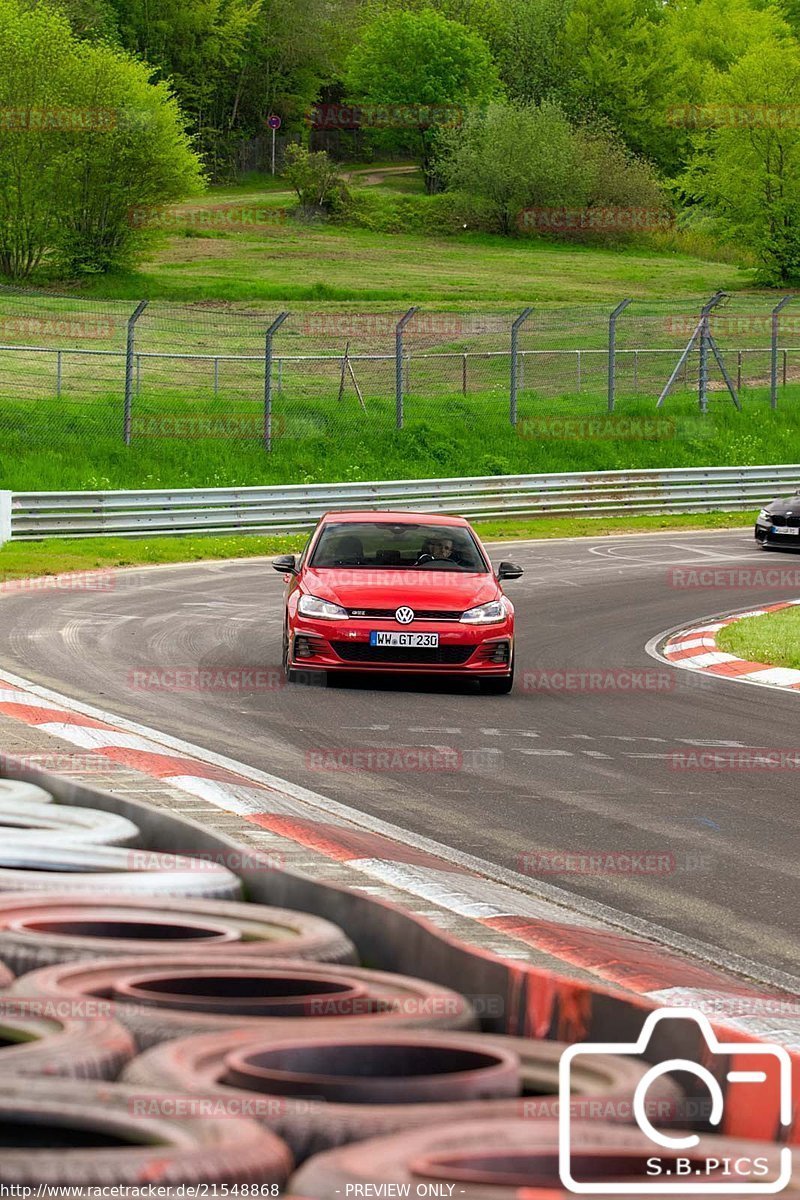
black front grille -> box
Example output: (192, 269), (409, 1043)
(768, 514), (800, 527)
(346, 608), (463, 621)
(331, 642), (475, 664)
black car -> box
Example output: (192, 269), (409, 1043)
(755, 492), (800, 548)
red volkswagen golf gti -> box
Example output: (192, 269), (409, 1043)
(273, 511), (523, 693)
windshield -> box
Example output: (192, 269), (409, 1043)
(310, 521), (488, 572)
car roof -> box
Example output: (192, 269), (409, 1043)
(320, 510), (470, 527)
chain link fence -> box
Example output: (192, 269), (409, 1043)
(0, 286), (798, 450)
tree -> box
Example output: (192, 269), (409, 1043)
(344, 8), (502, 191)
(0, 0), (204, 279)
(682, 41), (800, 283)
(436, 100), (666, 237)
(436, 100), (582, 232)
(657, 0), (792, 171)
(555, 0), (672, 164)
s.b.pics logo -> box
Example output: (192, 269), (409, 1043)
(559, 1009), (793, 1194)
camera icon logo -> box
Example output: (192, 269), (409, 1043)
(559, 1007), (793, 1194)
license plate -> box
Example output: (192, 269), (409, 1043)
(369, 631), (440, 648)
(772, 526), (799, 535)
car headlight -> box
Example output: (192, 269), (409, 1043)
(298, 594), (348, 620)
(758, 509), (771, 521)
(460, 600), (507, 625)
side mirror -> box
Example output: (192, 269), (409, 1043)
(272, 554), (298, 575)
(497, 561), (523, 580)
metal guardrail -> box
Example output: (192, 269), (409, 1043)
(2, 465), (799, 542)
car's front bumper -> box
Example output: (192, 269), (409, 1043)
(287, 616), (514, 675)
(755, 518), (800, 546)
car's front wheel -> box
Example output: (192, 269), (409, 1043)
(479, 661), (515, 695)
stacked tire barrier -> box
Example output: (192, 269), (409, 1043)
(0, 770), (794, 1195)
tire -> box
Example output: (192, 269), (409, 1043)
(0, 1077), (293, 1189)
(0, 780), (53, 805)
(12, 956), (477, 1049)
(0, 894), (357, 976)
(290, 1118), (800, 1198)
(123, 1029), (682, 1163)
(0, 801), (140, 847)
(0, 1000), (134, 1080)
(479, 674), (514, 695)
(0, 845), (242, 901)
(0, 963), (11, 987)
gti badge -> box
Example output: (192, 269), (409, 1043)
(395, 607), (415, 624)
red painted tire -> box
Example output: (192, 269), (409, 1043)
(0, 893), (357, 975)
(11, 955), (477, 1047)
(0, 1077), (293, 1188)
(0, 801), (139, 846)
(0, 844), (242, 900)
(290, 1118), (800, 1198)
(0, 998), (134, 1079)
(123, 1028), (681, 1162)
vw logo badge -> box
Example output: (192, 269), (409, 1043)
(395, 607), (415, 625)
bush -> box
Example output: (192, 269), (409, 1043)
(0, 0), (204, 280)
(283, 145), (348, 214)
(435, 100), (670, 242)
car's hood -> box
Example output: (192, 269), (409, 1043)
(301, 568), (499, 611)
(764, 493), (800, 516)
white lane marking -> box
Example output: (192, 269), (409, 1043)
(0, 689), (60, 708)
(740, 667), (800, 686)
(666, 638), (711, 652)
(676, 652), (739, 668)
(0, 661), (797, 996)
(34, 725), (174, 753)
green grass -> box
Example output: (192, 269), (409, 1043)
(0, 512), (756, 581)
(0, 386), (797, 492)
(46, 168), (755, 306)
(717, 604), (800, 670)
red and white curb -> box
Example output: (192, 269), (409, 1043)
(661, 599), (800, 690)
(0, 662), (798, 1047)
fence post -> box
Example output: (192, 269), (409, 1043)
(264, 312), (290, 452)
(56, 350), (62, 399)
(771, 295), (793, 410)
(462, 353), (467, 396)
(510, 307), (533, 426)
(0, 491), (11, 546)
(699, 291), (726, 414)
(607, 298), (632, 412)
(123, 300), (148, 446)
(395, 307), (418, 429)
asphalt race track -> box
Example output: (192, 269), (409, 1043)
(2, 527), (799, 986)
